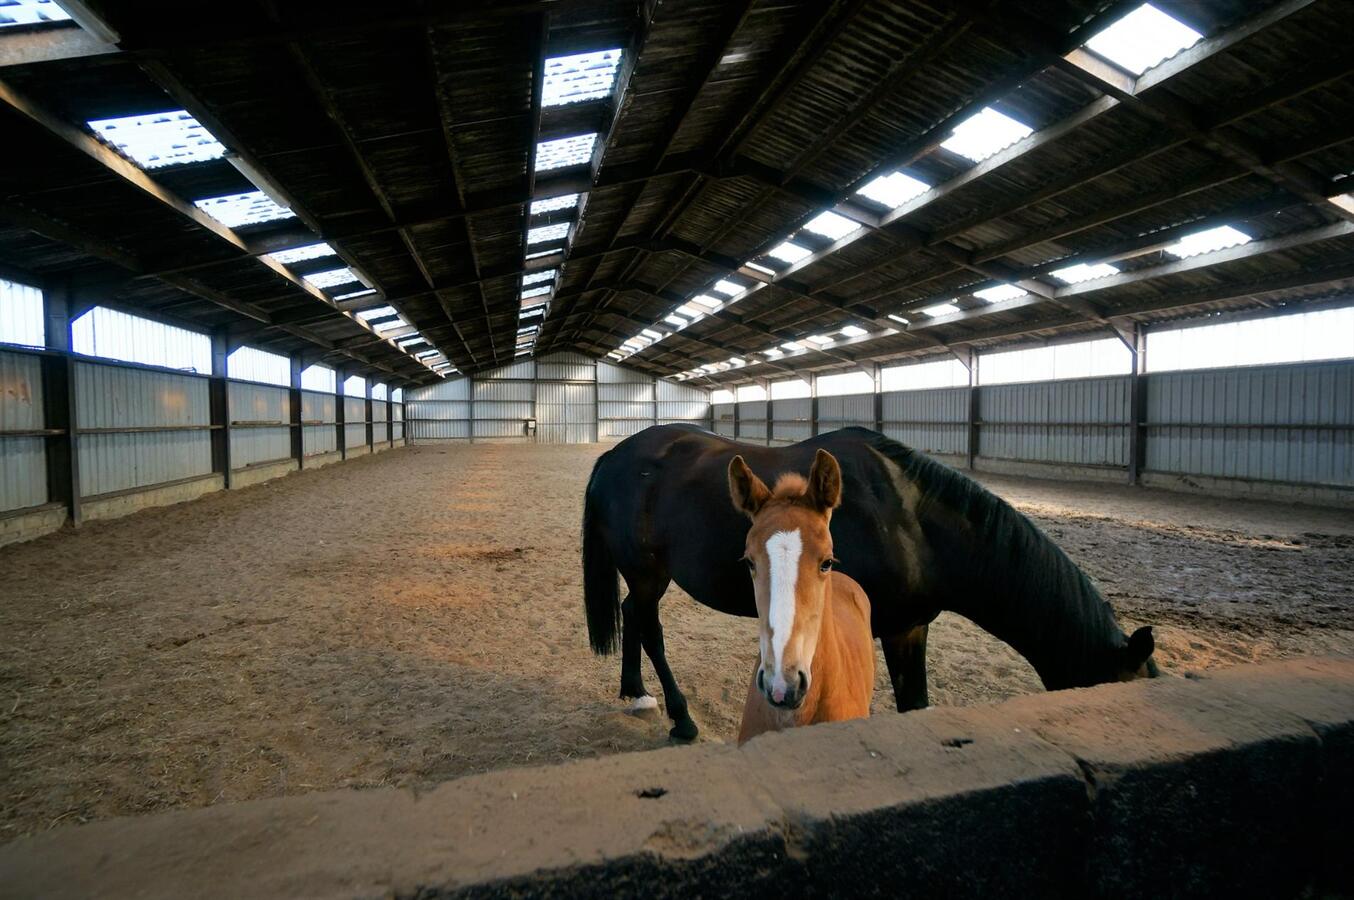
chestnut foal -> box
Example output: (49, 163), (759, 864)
(731, 449), (875, 745)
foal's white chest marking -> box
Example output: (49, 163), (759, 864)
(764, 529), (802, 670)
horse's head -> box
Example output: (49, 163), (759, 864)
(729, 449), (842, 711)
(1116, 626), (1160, 681)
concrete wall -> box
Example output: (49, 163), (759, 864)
(406, 352), (710, 444)
(2, 657), (1349, 899)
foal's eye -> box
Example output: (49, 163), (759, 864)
(819, 559), (833, 573)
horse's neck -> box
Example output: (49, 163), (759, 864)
(921, 504), (1126, 690)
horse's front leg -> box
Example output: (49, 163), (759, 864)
(881, 623), (931, 712)
(638, 599), (698, 741)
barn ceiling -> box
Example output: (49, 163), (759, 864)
(1, 0), (1351, 387)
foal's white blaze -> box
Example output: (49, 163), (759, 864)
(764, 529), (802, 699)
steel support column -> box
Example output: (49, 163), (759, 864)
(289, 355), (304, 468)
(1128, 324), (1148, 485)
(41, 283), (80, 525)
(209, 330), (232, 488)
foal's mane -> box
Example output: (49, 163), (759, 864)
(858, 431), (1126, 670)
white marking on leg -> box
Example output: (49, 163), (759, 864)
(629, 695), (658, 711)
(764, 529), (802, 700)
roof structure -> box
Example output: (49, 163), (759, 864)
(1, 0), (1351, 387)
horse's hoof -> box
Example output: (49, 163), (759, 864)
(627, 695), (659, 718)
(669, 719), (699, 742)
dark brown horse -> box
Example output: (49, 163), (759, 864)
(583, 424), (1156, 740)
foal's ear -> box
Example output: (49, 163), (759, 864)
(1123, 626), (1155, 671)
(807, 449), (843, 512)
(729, 455), (771, 518)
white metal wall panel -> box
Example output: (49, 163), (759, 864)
(713, 401), (735, 437)
(344, 423), (366, 449)
(816, 393), (873, 431)
(599, 418), (651, 439)
(737, 400), (768, 443)
(0, 350), (46, 510)
(76, 362), (212, 496)
(657, 400), (707, 421)
(303, 424), (336, 455)
(771, 395), (813, 445)
(598, 382), (653, 402)
(228, 382), (290, 467)
(479, 360), (535, 381)
(300, 390), (335, 423)
(657, 379), (708, 402)
(1146, 361), (1354, 485)
(535, 352), (595, 382)
(412, 419), (470, 440)
(393, 421), (405, 441)
(538, 382), (596, 444)
(597, 361), (650, 383)
(980, 376), (1131, 467)
(408, 377), (471, 401)
(472, 418), (530, 440)
(343, 396), (366, 423)
(882, 387), (968, 455)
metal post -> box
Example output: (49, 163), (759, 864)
(1128, 324), (1148, 485)
(334, 366), (346, 460)
(873, 363), (883, 433)
(364, 378), (374, 452)
(289, 355), (304, 468)
(733, 389), (741, 441)
(209, 330), (232, 488)
(809, 372), (819, 437)
(965, 349), (979, 471)
(386, 384), (394, 447)
(41, 282), (80, 525)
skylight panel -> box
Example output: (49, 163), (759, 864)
(522, 269), (558, 286)
(357, 306), (398, 322)
(0, 0), (71, 27)
(676, 304), (703, 317)
(522, 285), (552, 300)
(530, 193), (580, 215)
(641, 328), (662, 340)
(940, 107), (1033, 163)
(806, 334), (834, 346)
(303, 267), (359, 289)
(887, 313), (910, 325)
(87, 110), (226, 170)
(855, 171), (930, 208)
(973, 284), (1029, 303)
(1050, 262), (1120, 283)
(535, 133), (598, 172)
(1165, 225), (1252, 258)
(781, 341), (803, 352)
(712, 279), (743, 296)
(334, 288), (377, 300)
(542, 49), (624, 106)
(920, 301), (961, 317)
(745, 261), (776, 276)
(767, 241), (811, 264)
(268, 242), (335, 264)
(373, 317), (408, 333)
(801, 211), (860, 241)
(397, 335), (426, 348)
(664, 315), (687, 327)
(691, 295), (720, 308)
(840, 324), (868, 337)
(527, 222), (571, 244)
(195, 190), (294, 228)
(416, 349), (439, 359)
(526, 248), (562, 260)
(1083, 4), (1202, 75)
(521, 294), (550, 309)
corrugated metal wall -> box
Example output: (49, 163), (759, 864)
(771, 397), (812, 445)
(0, 349), (46, 511)
(406, 352), (707, 444)
(76, 362), (212, 496)
(713, 402), (735, 437)
(817, 393), (874, 430)
(301, 389), (337, 456)
(343, 397), (366, 449)
(736, 400), (768, 444)
(372, 399), (389, 445)
(882, 387), (968, 457)
(1146, 360), (1353, 486)
(229, 381), (291, 467)
(980, 376), (1130, 468)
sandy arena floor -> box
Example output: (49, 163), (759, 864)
(1, 442), (1351, 841)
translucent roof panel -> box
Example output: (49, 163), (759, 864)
(745, 261), (776, 275)
(535, 133), (598, 172)
(690, 294), (720, 308)
(527, 222), (571, 244)
(712, 279), (743, 296)
(1165, 224), (1251, 258)
(268, 242), (335, 264)
(303, 268), (359, 289)
(356, 305), (398, 321)
(940, 107), (1033, 163)
(767, 241), (811, 264)
(522, 269), (558, 286)
(1050, 262), (1120, 283)
(373, 317), (408, 333)
(1083, 4), (1202, 75)
(530, 193), (580, 214)
(801, 211), (860, 240)
(920, 301), (961, 317)
(334, 287), (376, 300)
(855, 171), (930, 208)
(88, 110), (226, 170)
(0, 0), (71, 27)
(522, 285), (552, 299)
(542, 49), (624, 107)
(973, 284), (1029, 303)
(526, 248), (562, 260)
(840, 324), (868, 337)
(194, 190), (294, 228)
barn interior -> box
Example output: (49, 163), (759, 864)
(0, 0), (1351, 895)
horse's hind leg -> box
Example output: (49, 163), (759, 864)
(618, 591), (655, 710)
(638, 598), (698, 741)
(881, 623), (931, 712)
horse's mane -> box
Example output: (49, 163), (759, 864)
(856, 430), (1127, 676)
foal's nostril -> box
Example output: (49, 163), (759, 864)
(798, 670), (808, 694)
(757, 668), (765, 692)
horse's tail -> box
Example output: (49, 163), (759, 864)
(582, 454), (621, 655)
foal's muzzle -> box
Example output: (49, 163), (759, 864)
(761, 667), (808, 710)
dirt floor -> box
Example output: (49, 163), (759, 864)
(1, 442), (1351, 842)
